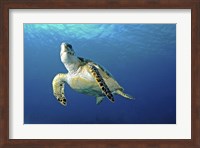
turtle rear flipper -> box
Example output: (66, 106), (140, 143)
(52, 73), (68, 106)
(115, 89), (135, 100)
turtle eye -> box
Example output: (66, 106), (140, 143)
(67, 44), (72, 49)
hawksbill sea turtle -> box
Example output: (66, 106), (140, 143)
(52, 42), (134, 106)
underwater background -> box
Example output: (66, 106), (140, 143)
(24, 24), (176, 124)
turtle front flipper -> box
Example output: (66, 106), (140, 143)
(88, 64), (114, 103)
(52, 73), (68, 106)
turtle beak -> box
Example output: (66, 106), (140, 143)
(61, 42), (67, 51)
(60, 43), (67, 58)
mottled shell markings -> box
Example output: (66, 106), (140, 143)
(88, 64), (114, 102)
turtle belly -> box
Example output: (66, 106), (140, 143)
(67, 65), (123, 97)
(67, 71), (103, 97)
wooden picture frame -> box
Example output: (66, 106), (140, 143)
(0, 0), (199, 147)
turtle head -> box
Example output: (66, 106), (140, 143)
(60, 42), (76, 64)
(60, 42), (75, 56)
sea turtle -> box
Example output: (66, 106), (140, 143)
(52, 42), (134, 106)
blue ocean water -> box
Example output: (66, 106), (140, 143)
(24, 24), (176, 124)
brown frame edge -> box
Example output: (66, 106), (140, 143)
(0, 0), (199, 148)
